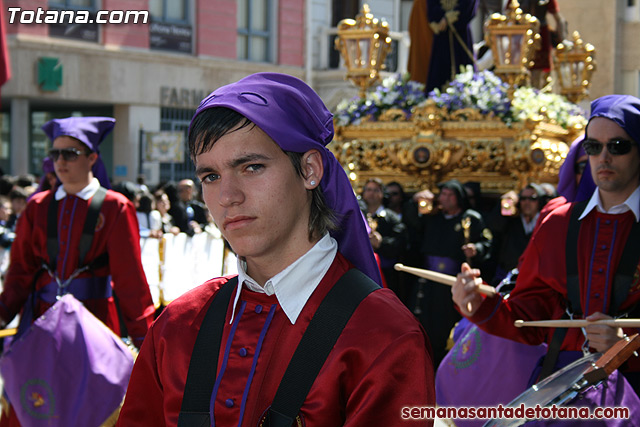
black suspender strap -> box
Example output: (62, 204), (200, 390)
(539, 201), (586, 381)
(538, 312), (570, 381)
(178, 269), (380, 427)
(178, 277), (238, 427)
(78, 186), (107, 267)
(46, 187), (108, 270)
(46, 195), (59, 271)
(565, 201), (587, 317)
(265, 269), (379, 427)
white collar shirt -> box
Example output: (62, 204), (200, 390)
(230, 233), (338, 325)
(579, 185), (640, 222)
(55, 178), (100, 201)
(521, 212), (539, 235)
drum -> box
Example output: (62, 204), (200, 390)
(484, 352), (615, 427)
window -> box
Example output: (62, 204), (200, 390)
(149, 0), (192, 53)
(49, 0), (95, 9)
(149, 0), (188, 23)
(48, 0), (98, 41)
(156, 108), (197, 183)
(237, 0), (272, 62)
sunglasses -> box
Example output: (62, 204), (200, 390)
(582, 138), (634, 156)
(48, 147), (88, 162)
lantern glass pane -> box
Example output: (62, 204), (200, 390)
(359, 39), (372, 67)
(510, 34), (523, 65)
(559, 63), (572, 88)
(346, 39), (360, 69)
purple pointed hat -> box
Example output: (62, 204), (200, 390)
(42, 117), (114, 189)
(189, 73), (382, 285)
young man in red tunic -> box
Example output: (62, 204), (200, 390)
(453, 95), (640, 397)
(118, 73), (435, 426)
(0, 117), (155, 426)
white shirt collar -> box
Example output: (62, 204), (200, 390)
(579, 185), (640, 222)
(230, 233), (338, 325)
(55, 178), (100, 201)
(521, 212), (539, 234)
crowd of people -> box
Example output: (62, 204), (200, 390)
(0, 73), (638, 426)
(358, 175), (562, 367)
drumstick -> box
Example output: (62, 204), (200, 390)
(514, 319), (640, 328)
(394, 263), (497, 297)
(0, 328), (17, 338)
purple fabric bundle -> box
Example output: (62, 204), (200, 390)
(436, 318), (547, 427)
(0, 294), (133, 426)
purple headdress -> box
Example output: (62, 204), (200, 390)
(30, 156), (57, 199)
(556, 135), (593, 202)
(42, 117), (115, 189)
(189, 73), (382, 285)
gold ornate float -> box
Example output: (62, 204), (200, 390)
(330, 2), (593, 196)
(331, 100), (582, 195)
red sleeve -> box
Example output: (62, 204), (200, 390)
(117, 325), (167, 426)
(344, 329), (435, 425)
(466, 209), (570, 346)
(107, 198), (155, 342)
(0, 198), (42, 322)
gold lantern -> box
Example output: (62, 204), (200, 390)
(553, 31), (596, 104)
(335, 4), (392, 98)
(485, 0), (541, 97)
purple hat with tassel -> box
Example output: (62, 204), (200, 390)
(189, 73), (382, 286)
(42, 117), (115, 189)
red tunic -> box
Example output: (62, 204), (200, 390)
(118, 252), (435, 426)
(469, 203), (640, 371)
(0, 189), (155, 341)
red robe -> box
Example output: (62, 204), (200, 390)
(118, 252), (435, 426)
(468, 202), (640, 372)
(0, 188), (155, 340)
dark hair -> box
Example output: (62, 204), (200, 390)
(0, 175), (15, 196)
(137, 192), (154, 214)
(188, 107), (337, 239)
(16, 174), (36, 188)
(112, 181), (140, 202)
(9, 186), (28, 201)
(188, 107), (254, 162)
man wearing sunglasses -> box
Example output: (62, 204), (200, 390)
(0, 117), (155, 425)
(453, 95), (640, 402)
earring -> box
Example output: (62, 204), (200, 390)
(310, 180), (316, 186)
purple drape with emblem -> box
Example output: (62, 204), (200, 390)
(436, 318), (547, 426)
(0, 294), (133, 426)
